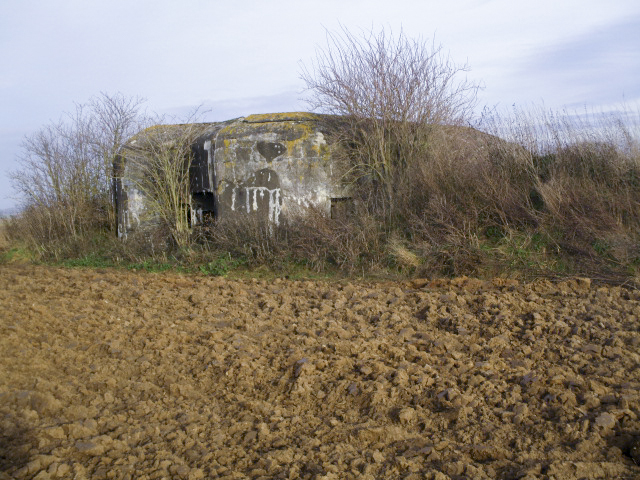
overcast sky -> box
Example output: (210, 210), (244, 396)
(1, 0), (638, 211)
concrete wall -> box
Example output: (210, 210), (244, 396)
(114, 112), (349, 238)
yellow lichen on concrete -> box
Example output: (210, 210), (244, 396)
(284, 138), (304, 158)
(218, 116), (314, 143)
(244, 112), (320, 123)
(218, 120), (317, 165)
(311, 139), (331, 160)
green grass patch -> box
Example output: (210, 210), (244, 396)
(0, 246), (36, 264)
(61, 253), (117, 269)
(126, 259), (179, 273)
(199, 254), (248, 276)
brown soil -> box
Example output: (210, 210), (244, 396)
(0, 264), (639, 480)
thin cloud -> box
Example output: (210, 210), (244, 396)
(161, 91), (306, 123)
(516, 15), (640, 107)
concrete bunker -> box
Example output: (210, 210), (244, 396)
(113, 112), (351, 238)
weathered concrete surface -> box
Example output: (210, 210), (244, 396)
(214, 113), (346, 226)
(114, 113), (349, 238)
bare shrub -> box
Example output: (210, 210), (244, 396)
(200, 205), (384, 274)
(204, 213), (282, 266)
(121, 119), (211, 249)
(285, 207), (383, 273)
(300, 26), (555, 277)
(301, 26), (480, 218)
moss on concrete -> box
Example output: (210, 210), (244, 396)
(244, 112), (321, 123)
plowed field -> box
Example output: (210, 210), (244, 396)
(1, 263), (639, 479)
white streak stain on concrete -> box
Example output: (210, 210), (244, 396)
(233, 186), (282, 225)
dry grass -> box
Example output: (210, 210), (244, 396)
(0, 218), (10, 251)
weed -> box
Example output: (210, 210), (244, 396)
(127, 260), (174, 273)
(199, 255), (247, 276)
(592, 239), (611, 256)
(62, 254), (115, 269)
(0, 246), (35, 264)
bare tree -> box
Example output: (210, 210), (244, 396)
(10, 105), (102, 240)
(88, 92), (154, 226)
(300, 26), (481, 216)
(10, 93), (151, 247)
